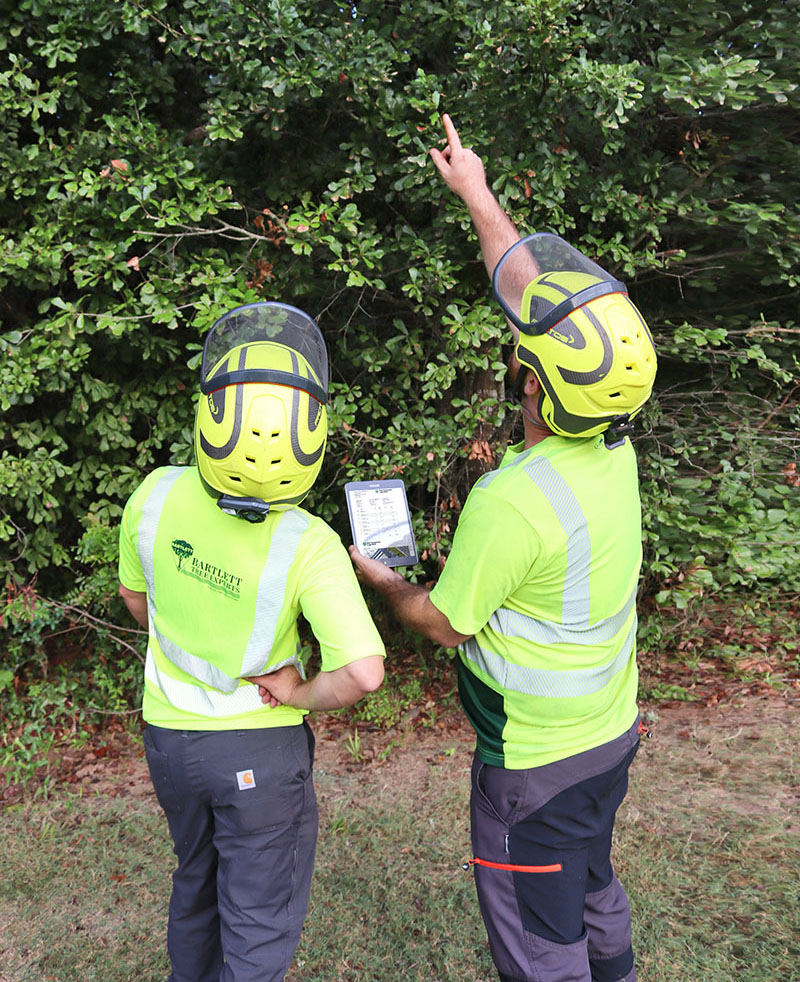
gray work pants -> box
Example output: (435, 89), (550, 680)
(143, 722), (318, 982)
(470, 720), (640, 982)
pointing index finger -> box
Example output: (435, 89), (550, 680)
(442, 113), (462, 155)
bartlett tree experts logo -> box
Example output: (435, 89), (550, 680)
(170, 538), (243, 599)
(172, 539), (193, 570)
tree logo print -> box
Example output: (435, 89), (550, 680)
(172, 539), (193, 570)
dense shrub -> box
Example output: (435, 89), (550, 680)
(1, 0), (798, 667)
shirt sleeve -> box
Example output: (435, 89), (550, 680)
(429, 486), (541, 636)
(295, 523), (386, 672)
(118, 487), (147, 593)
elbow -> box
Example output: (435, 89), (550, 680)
(430, 624), (471, 649)
(422, 598), (470, 649)
(348, 655), (385, 695)
(434, 631), (470, 649)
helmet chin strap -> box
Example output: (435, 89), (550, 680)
(520, 401), (552, 433)
(511, 361), (552, 436)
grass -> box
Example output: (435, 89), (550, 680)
(0, 794), (173, 981)
(287, 736), (496, 982)
(1, 701), (798, 981)
(622, 705), (800, 981)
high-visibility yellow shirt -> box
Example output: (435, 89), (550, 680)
(429, 435), (641, 769)
(119, 466), (385, 729)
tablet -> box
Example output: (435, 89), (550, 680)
(345, 479), (418, 567)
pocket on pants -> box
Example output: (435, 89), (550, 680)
(472, 758), (526, 827)
(142, 727), (184, 815)
(211, 728), (308, 835)
(473, 761), (506, 826)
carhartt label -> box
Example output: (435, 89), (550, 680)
(236, 769), (256, 791)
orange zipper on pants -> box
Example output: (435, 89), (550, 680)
(463, 857), (562, 873)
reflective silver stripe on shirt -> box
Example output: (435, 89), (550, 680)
(138, 470), (192, 677)
(136, 470), (307, 693)
(144, 651), (269, 716)
(475, 447), (534, 491)
(137, 468), (184, 593)
(239, 509), (310, 678)
(137, 468), (241, 693)
(489, 587), (636, 647)
(462, 615), (637, 699)
(523, 456), (591, 625)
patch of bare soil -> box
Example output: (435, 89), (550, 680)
(633, 694), (799, 830)
(3, 693), (798, 822)
(0, 721), (155, 809)
(311, 695), (800, 833)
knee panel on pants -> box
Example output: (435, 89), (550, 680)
(588, 947), (635, 982)
(584, 875), (633, 963)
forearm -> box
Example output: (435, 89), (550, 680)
(373, 572), (468, 649)
(348, 547), (469, 647)
(290, 660), (382, 711)
(249, 655), (385, 712)
(465, 184), (523, 280)
(378, 575), (432, 632)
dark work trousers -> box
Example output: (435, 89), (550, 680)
(470, 719), (640, 982)
(143, 721), (318, 982)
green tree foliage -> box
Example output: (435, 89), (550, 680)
(1, 0), (798, 641)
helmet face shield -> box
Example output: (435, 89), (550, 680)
(201, 302), (328, 403)
(492, 233), (627, 336)
(493, 235), (657, 439)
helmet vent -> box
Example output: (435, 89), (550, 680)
(609, 392), (621, 399)
(251, 429), (261, 437)
(245, 456), (256, 464)
(271, 458), (281, 465)
(229, 475), (242, 482)
(280, 479), (291, 485)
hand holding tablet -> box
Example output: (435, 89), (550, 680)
(345, 480), (418, 567)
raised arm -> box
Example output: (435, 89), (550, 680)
(431, 114), (541, 343)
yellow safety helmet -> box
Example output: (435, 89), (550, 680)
(195, 302), (328, 521)
(493, 234), (657, 443)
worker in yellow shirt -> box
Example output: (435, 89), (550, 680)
(120, 301), (385, 982)
(351, 115), (656, 982)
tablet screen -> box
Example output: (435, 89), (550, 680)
(345, 480), (418, 567)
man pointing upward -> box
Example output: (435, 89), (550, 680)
(351, 114), (656, 982)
